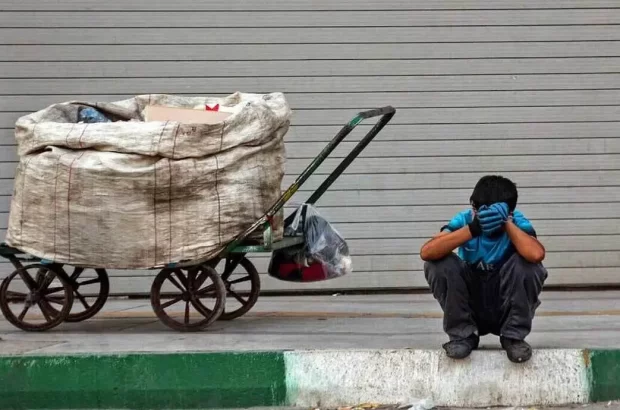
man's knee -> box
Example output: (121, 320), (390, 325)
(502, 254), (548, 284)
(424, 253), (464, 283)
(424, 254), (470, 314)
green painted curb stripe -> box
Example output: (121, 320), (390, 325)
(0, 352), (286, 410)
(588, 349), (620, 403)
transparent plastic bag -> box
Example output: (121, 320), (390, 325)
(400, 398), (435, 410)
(269, 204), (352, 282)
(302, 204), (352, 278)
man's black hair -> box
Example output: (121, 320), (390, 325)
(470, 175), (518, 212)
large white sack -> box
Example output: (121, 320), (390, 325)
(6, 92), (289, 269)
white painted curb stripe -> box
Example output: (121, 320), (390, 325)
(284, 349), (589, 408)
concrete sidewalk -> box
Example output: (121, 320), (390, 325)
(1, 291), (619, 353)
(1, 291), (619, 409)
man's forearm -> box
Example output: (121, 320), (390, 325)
(420, 227), (473, 261)
(505, 220), (546, 263)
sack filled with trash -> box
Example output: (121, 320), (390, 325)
(6, 92), (290, 269)
(268, 204), (352, 282)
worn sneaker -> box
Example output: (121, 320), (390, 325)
(500, 337), (532, 363)
(442, 333), (480, 359)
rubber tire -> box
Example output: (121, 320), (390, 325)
(0, 265), (74, 332)
(65, 268), (110, 322)
(218, 257), (261, 321)
(150, 265), (226, 332)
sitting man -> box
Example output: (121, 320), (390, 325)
(420, 175), (547, 363)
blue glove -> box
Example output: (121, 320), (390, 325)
(477, 202), (510, 234)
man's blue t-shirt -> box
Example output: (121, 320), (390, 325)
(441, 209), (536, 272)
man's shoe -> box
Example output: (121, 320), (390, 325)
(442, 334), (479, 359)
(500, 337), (532, 363)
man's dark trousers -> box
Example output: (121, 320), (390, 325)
(424, 253), (548, 341)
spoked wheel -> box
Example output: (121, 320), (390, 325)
(0, 264), (74, 331)
(40, 268), (110, 322)
(218, 256), (260, 321)
(150, 265), (226, 332)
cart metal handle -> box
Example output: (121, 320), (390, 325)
(224, 106), (396, 251)
(304, 106), (396, 206)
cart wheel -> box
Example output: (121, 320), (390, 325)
(40, 268), (110, 322)
(218, 257), (260, 321)
(150, 265), (226, 332)
(0, 264), (74, 331)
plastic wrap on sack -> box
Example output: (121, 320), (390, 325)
(269, 204), (352, 282)
(78, 107), (111, 123)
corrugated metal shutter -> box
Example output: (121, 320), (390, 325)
(1, 0), (619, 293)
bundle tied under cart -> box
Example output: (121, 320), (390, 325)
(0, 92), (395, 332)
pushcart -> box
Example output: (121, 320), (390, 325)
(0, 106), (396, 332)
